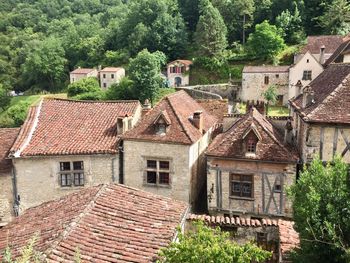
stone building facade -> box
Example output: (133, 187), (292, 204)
(0, 128), (20, 226)
(9, 98), (141, 212)
(290, 63), (350, 164)
(100, 67), (125, 89)
(122, 90), (218, 208)
(167, 59), (192, 87)
(206, 108), (298, 218)
(69, 68), (98, 83)
(241, 66), (289, 105)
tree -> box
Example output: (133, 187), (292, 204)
(7, 101), (31, 126)
(247, 20), (286, 61)
(67, 77), (100, 97)
(105, 77), (136, 100)
(262, 85), (277, 114)
(194, 0), (227, 58)
(318, 0), (350, 35)
(289, 157), (350, 262)
(276, 6), (305, 44)
(158, 220), (272, 263)
(129, 49), (166, 104)
(0, 84), (11, 111)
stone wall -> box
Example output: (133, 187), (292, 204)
(241, 72), (289, 105)
(0, 172), (14, 226)
(13, 154), (118, 212)
(176, 87), (223, 100)
(207, 158), (296, 218)
(190, 83), (241, 101)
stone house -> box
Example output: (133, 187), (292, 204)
(288, 51), (324, 100)
(122, 90), (218, 209)
(241, 66), (290, 105)
(8, 98), (142, 212)
(206, 108), (299, 218)
(289, 63), (350, 164)
(324, 38), (350, 66)
(0, 184), (189, 262)
(294, 35), (344, 64)
(69, 68), (98, 83)
(100, 67), (125, 89)
(167, 59), (192, 87)
(0, 128), (20, 226)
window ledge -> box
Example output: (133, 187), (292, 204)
(229, 196), (255, 201)
(143, 183), (171, 189)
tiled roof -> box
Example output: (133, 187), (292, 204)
(324, 39), (350, 66)
(300, 35), (344, 54)
(290, 63), (350, 124)
(100, 67), (123, 72)
(242, 65), (290, 73)
(0, 128), (20, 173)
(123, 90), (218, 145)
(10, 99), (141, 157)
(168, 59), (193, 66)
(196, 99), (228, 123)
(0, 184), (188, 262)
(207, 108), (299, 163)
(279, 220), (299, 262)
(70, 68), (96, 74)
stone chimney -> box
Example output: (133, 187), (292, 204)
(302, 86), (315, 108)
(295, 80), (303, 96)
(284, 118), (293, 145)
(193, 111), (203, 133)
(142, 99), (152, 117)
(319, 45), (325, 64)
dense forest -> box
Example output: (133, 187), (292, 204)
(0, 0), (349, 93)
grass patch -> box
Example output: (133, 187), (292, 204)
(234, 102), (289, 117)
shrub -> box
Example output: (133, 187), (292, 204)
(67, 77), (100, 97)
(7, 101), (31, 126)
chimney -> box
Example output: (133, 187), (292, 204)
(302, 86), (315, 108)
(295, 80), (303, 96)
(193, 111), (203, 133)
(284, 118), (293, 145)
(142, 99), (152, 117)
(319, 45), (325, 64)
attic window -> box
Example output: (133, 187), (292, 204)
(242, 127), (261, 156)
(158, 123), (166, 135)
(154, 111), (171, 135)
(247, 138), (257, 153)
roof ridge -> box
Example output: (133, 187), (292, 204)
(307, 72), (350, 120)
(325, 41), (350, 65)
(43, 97), (140, 103)
(45, 185), (106, 257)
(166, 95), (194, 143)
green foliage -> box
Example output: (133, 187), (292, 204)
(0, 84), (11, 111)
(318, 0), (350, 35)
(262, 85), (278, 105)
(289, 157), (350, 262)
(247, 21), (286, 61)
(194, 0), (227, 58)
(67, 77), (100, 97)
(158, 221), (271, 263)
(129, 49), (166, 104)
(7, 101), (31, 126)
(72, 90), (105, 101)
(276, 6), (305, 44)
(154, 88), (176, 103)
(105, 77), (136, 100)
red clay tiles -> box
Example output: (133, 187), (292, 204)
(0, 184), (188, 262)
(300, 35), (344, 55)
(0, 128), (20, 173)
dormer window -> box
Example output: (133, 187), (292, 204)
(242, 124), (261, 156)
(158, 123), (166, 135)
(153, 111), (171, 136)
(247, 138), (257, 153)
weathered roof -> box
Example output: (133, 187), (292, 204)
(167, 59), (193, 66)
(196, 99), (228, 123)
(300, 35), (344, 54)
(0, 184), (188, 262)
(324, 39), (350, 66)
(10, 99), (141, 157)
(207, 108), (299, 163)
(242, 65), (290, 73)
(100, 67), (124, 72)
(0, 128), (20, 173)
(70, 68), (96, 74)
(123, 90), (218, 145)
(279, 220), (300, 262)
(290, 63), (350, 124)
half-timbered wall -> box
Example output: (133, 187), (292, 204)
(207, 158), (296, 218)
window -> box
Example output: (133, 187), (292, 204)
(247, 138), (257, 153)
(59, 161), (84, 187)
(302, 70), (312, 80)
(264, 76), (269, 85)
(275, 74), (279, 78)
(103, 74), (106, 78)
(306, 59), (309, 63)
(145, 159), (171, 186)
(103, 83), (107, 88)
(274, 176), (281, 192)
(230, 174), (253, 198)
(111, 74), (114, 79)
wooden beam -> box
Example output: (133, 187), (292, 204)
(340, 129), (350, 157)
(333, 128), (338, 158)
(320, 127), (324, 160)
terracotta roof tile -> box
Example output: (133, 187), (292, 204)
(167, 59), (193, 66)
(300, 35), (344, 54)
(278, 219), (299, 261)
(100, 67), (124, 72)
(290, 63), (350, 124)
(0, 184), (188, 262)
(207, 108), (299, 163)
(10, 99), (141, 157)
(196, 99), (228, 122)
(123, 91), (218, 145)
(324, 39), (350, 66)
(0, 128), (20, 173)
(70, 68), (96, 74)
(243, 65), (289, 73)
